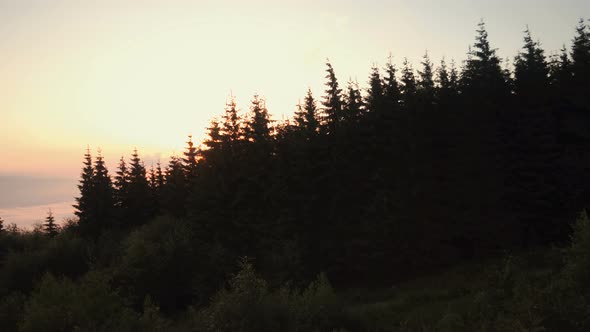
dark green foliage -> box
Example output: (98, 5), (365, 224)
(193, 259), (344, 332)
(114, 217), (200, 312)
(19, 273), (137, 332)
(0, 292), (26, 331)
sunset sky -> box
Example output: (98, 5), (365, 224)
(1, 0), (589, 225)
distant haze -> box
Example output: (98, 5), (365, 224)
(0, 176), (77, 228)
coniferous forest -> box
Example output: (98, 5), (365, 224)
(2, 21), (590, 331)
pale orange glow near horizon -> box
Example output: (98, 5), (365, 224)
(1, 0), (588, 179)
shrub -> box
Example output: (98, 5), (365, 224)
(194, 258), (346, 332)
(19, 272), (138, 332)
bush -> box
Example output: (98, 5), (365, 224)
(193, 258), (346, 332)
(115, 216), (199, 312)
(0, 292), (26, 331)
(19, 272), (138, 332)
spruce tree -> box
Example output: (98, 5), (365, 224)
(125, 149), (152, 225)
(400, 58), (417, 108)
(245, 94), (272, 144)
(183, 135), (199, 179)
(549, 46), (573, 94)
(344, 80), (363, 121)
(418, 51), (435, 104)
(43, 210), (58, 238)
(383, 57), (401, 111)
(161, 156), (187, 218)
(156, 161), (165, 189)
(297, 89), (319, 137)
(222, 96), (243, 144)
(93, 148), (115, 228)
(514, 27), (549, 101)
(365, 65), (385, 113)
(321, 61), (344, 133)
(203, 119), (223, 152)
(571, 18), (590, 108)
(73, 148), (95, 233)
(114, 156), (129, 217)
(461, 20), (508, 99)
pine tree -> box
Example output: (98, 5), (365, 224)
(571, 18), (590, 108)
(125, 149), (152, 225)
(321, 61), (343, 133)
(549, 46), (572, 94)
(161, 156), (187, 218)
(572, 19), (590, 79)
(183, 135), (199, 179)
(436, 57), (459, 104)
(93, 148), (115, 228)
(364, 65), (385, 113)
(203, 119), (223, 152)
(383, 56), (401, 111)
(114, 156), (129, 212)
(400, 58), (417, 108)
(222, 96), (243, 144)
(245, 94), (272, 144)
(418, 51), (435, 105)
(43, 209), (58, 238)
(0, 216), (4, 234)
(514, 27), (549, 101)
(344, 80), (363, 121)
(73, 147), (95, 233)
(297, 89), (319, 137)
(461, 20), (508, 99)
(156, 161), (165, 189)
(148, 164), (157, 190)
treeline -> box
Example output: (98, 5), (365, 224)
(74, 20), (590, 280)
(1, 19), (590, 330)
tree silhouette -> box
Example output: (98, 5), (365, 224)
(343, 80), (363, 122)
(400, 58), (417, 108)
(514, 27), (550, 102)
(73, 147), (95, 235)
(321, 61), (344, 134)
(183, 135), (199, 180)
(245, 94), (272, 145)
(43, 209), (58, 238)
(364, 65), (385, 113)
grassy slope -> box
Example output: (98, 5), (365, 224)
(339, 249), (558, 331)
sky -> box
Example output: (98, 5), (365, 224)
(0, 0), (588, 225)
